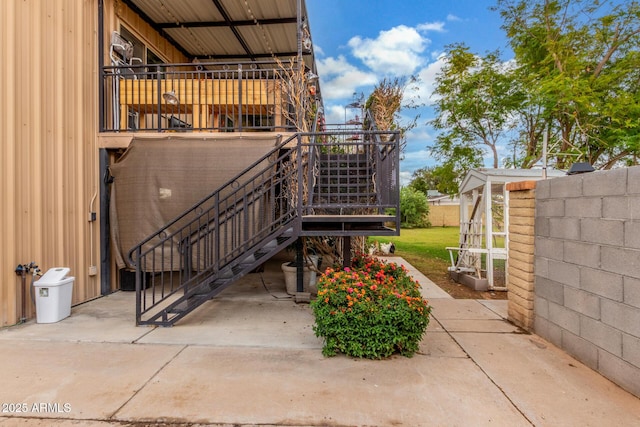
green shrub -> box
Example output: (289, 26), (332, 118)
(311, 254), (432, 359)
(387, 186), (430, 228)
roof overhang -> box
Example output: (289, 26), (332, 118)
(459, 168), (565, 195)
(120, 0), (315, 68)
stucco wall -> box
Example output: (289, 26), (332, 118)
(534, 166), (640, 397)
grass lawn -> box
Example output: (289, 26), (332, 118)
(371, 226), (459, 262)
(370, 227), (506, 299)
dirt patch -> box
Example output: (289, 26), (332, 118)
(431, 275), (507, 300)
(385, 254), (508, 300)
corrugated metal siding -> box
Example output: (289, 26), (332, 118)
(0, 0), (194, 326)
(0, 0), (100, 326)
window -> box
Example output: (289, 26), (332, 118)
(119, 26), (165, 69)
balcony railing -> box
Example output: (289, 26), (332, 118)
(101, 61), (308, 133)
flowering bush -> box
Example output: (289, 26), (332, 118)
(311, 254), (432, 359)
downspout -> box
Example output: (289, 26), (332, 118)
(296, 0), (304, 130)
(98, 0), (112, 295)
(98, 0), (104, 131)
(295, 0), (304, 292)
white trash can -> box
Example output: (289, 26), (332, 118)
(33, 267), (74, 323)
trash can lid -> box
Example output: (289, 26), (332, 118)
(38, 267), (71, 285)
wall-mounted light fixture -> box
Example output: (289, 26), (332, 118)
(302, 36), (312, 51)
(162, 91), (179, 105)
(306, 72), (319, 96)
(305, 72), (319, 83)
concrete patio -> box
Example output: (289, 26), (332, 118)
(0, 254), (638, 426)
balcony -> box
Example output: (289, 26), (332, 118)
(101, 61), (312, 133)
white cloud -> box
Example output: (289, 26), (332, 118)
(447, 14), (462, 22)
(411, 53), (448, 105)
(417, 21), (446, 32)
(317, 55), (378, 100)
(323, 104), (353, 125)
(347, 25), (428, 76)
(399, 170), (412, 187)
(401, 147), (435, 180)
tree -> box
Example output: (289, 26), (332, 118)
(366, 76), (422, 156)
(429, 44), (521, 171)
(495, 0), (640, 169)
(408, 167), (439, 195)
(429, 1), (639, 176)
(428, 44), (524, 195)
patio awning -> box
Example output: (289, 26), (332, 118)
(120, 0), (315, 67)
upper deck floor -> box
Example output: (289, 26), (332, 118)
(100, 0), (320, 136)
(101, 60), (317, 134)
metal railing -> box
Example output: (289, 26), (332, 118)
(101, 61), (303, 132)
(127, 116), (400, 325)
(129, 134), (299, 325)
(301, 131), (400, 215)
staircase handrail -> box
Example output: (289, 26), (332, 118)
(127, 134), (298, 267)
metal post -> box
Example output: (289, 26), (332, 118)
(343, 236), (351, 268)
(98, 0), (105, 131)
(296, 238), (304, 293)
(157, 68), (162, 131)
(237, 64), (243, 132)
(542, 128), (548, 179)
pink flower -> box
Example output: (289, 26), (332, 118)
(347, 287), (354, 294)
(370, 284), (378, 291)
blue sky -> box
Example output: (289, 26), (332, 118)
(306, 0), (513, 185)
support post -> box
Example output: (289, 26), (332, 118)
(342, 236), (351, 268)
(296, 238), (304, 293)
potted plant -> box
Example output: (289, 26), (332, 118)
(281, 238), (321, 295)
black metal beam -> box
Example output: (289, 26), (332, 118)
(98, 0), (105, 131)
(158, 17), (297, 29)
(119, 0), (193, 60)
(209, 0), (256, 61)
(192, 51), (299, 61)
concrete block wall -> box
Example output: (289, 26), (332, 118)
(534, 166), (640, 397)
(506, 181), (537, 331)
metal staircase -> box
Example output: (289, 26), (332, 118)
(128, 127), (400, 326)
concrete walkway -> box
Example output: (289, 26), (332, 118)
(0, 256), (638, 426)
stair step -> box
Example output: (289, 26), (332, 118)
(316, 179), (372, 186)
(315, 184), (374, 191)
(318, 167), (372, 174)
(140, 222), (299, 326)
(168, 297), (205, 314)
(313, 197), (375, 202)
